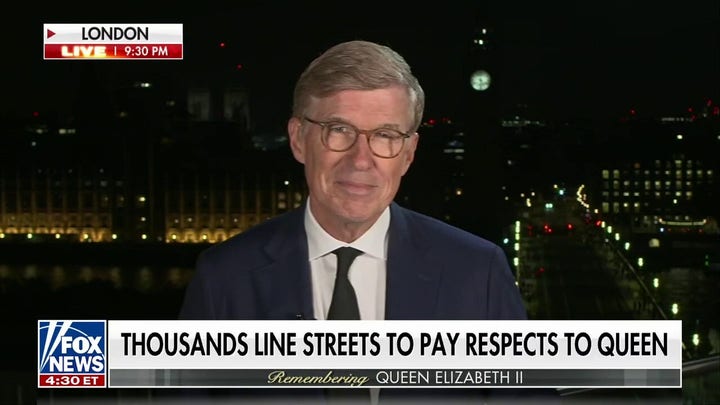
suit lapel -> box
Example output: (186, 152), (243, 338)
(252, 207), (315, 319)
(385, 203), (443, 320)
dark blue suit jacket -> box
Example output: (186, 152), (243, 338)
(176, 203), (559, 404)
(179, 202), (526, 321)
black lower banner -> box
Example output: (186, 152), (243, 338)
(108, 368), (680, 388)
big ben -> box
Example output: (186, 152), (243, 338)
(458, 14), (506, 244)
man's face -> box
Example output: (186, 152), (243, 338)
(288, 87), (418, 233)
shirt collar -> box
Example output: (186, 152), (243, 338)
(304, 198), (390, 261)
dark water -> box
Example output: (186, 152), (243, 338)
(1, 263), (193, 377)
(0, 261), (196, 403)
(0, 263), (193, 319)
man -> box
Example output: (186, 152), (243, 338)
(179, 40), (549, 404)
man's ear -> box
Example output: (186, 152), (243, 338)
(288, 117), (305, 164)
(400, 132), (419, 176)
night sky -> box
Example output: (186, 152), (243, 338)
(4, 1), (719, 124)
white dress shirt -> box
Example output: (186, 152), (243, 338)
(304, 199), (389, 405)
(304, 198), (389, 321)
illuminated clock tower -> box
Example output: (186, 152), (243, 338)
(458, 15), (506, 243)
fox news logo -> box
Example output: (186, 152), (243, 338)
(38, 320), (106, 388)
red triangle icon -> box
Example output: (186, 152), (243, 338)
(47, 29), (56, 39)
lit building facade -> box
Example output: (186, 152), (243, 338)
(0, 163), (306, 244)
(0, 71), (306, 244)
(593, 110), (719, 235)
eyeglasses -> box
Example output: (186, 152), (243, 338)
(302, 116), (412, 159)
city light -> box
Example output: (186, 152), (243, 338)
(692, 333), (700, 347)
(671, 303), (679, 315)
(653, 278), (659, 288)
(624, 242), (630, 250)
(638, 257), (644, 268)
(575, 184), (590, 209)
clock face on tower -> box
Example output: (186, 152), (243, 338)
(470, 70), (491, 91)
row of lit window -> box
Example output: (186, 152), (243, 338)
(601, 202), (673, 214)
(602, 191), (694, 199)
(0, 219), (111, 228)
(604, 180), (699, 190)
(4, 179), (115, 188)
(0, 191), (305, 211)
(654, 159), (696, 169)
(0, 230), (117, 242)
(0, 230), (229, 244)
(601, 196), (698, 213)
(602, 169), (713, 180)
(0, 204), (300, 225)
(169, 215), (259, 225)
(167, 230), (241, 244)
(0, 227), (249, 244)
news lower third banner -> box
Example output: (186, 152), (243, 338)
(39, 320), (682, 389)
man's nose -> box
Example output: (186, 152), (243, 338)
(346, 133), (374, 169)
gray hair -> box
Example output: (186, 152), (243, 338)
(292, 40), (425, 132)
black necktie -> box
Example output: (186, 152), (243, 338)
(326, 247), (369, 403)
(327, 247), (363, 320)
